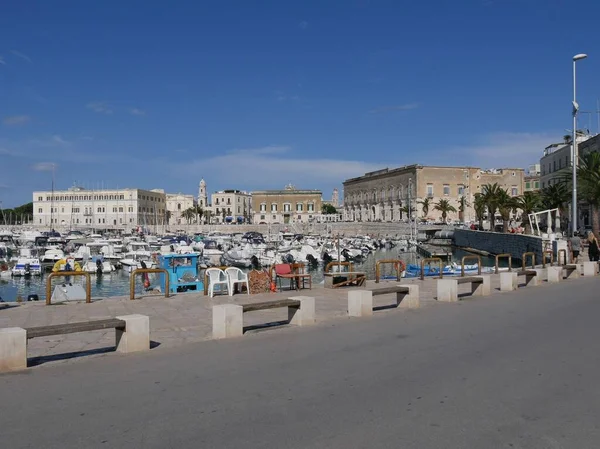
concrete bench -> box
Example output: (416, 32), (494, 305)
(563, 264), (580, 280)
(582, 262), (597, 277)
(0, 314), (150, 372)
(212, 297), (315, 339)
(437, 276), (490, 302)
(348, 285), (419, 317)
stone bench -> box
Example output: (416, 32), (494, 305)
(582, 262), (597, 277)
(563, 264), (580, 280)
(0, 314), (150, 372)
(212, 297), (315, 339)
(348, 285), (419, 317)
(500, 270), (540, 291)
(437, 276), (491, 302)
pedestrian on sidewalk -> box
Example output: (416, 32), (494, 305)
(570, 232), (582, 263)
(587, 232), (599, 262)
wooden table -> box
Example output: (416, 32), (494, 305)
(324, 271), (366, 288)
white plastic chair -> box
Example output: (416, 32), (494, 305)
(206, 268), (229, 297)
(225, 267), (250, 296)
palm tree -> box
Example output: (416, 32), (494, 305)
(514, 191), (541, 234)
(576, 151), (600, 238)
(165, 210), (172, 225)
(399, 205), (416, 219)
(458, 196), (468, 223)
(417, 198), (431, 218)
(473, 193), (486, 230)
(481, 183), (503, 229)
(193, 205), (203, 224)
(433, 199), (457, 223)
(181, 207), (196, 224)
(541, 183), (571, 230)
(496, 189), (516, 233)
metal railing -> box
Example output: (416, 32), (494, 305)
(542, 250), (554, 268)
(420, 257), (443, 280)
(325, 261), (354, 274)
(461, 255), (481, 277)
(375, 259), (406, 283)
(494, 254), (512, 274)
(130, 268), (170, 300)
(522, 252), (536, 270)
(46, 271), (91, 305)
(558, 249), (568, 265)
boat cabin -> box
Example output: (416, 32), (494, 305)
(157, 254), (203, 294)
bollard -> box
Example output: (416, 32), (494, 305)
(583, 262), (597, 277)
(437, 279), (458, 302)
(212, 304), (244, 339)
(115, 315), (150, 353)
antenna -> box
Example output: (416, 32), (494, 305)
(597, 99), (600, 135)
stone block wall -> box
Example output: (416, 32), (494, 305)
(453, 229), (543, 263)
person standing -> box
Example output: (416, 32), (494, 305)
(588, 232), (599, 262)
(570, 232), (582, 263)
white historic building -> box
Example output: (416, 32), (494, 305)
(208, 189), (252, 224)
(165, 192), (195, 225)
(33, 186), (167, 229)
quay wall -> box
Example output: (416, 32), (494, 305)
(453, 229), (544, 262)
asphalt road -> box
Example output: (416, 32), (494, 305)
(3, 278), (600, 448)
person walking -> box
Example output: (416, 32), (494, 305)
(588, 232), (599, 262)
(570, 232), (582, 263)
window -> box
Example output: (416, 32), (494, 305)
(113, 207), (117, 213)
(511, 186), (518, 196)
(427, 184), (434, 197)
(73, 207), (80, 213)
(177, 203), (181, 210)
(38, 208), (42, 213)
(97, 207), (102, 213)
(296, 203), (303, 212)
(307, 203), (314, 212)
(443, 184), (450, 196)
(260, 215), (265, 220)
(271, 203), (277, 212)
(61, 207), (64, 213)
(272, 215), (276, 219)
(283, 203), (291, 212)
(535, 181), (539, 189)
(128, 207), (133, 212)
(458, 185), (465, 195)
(119, 207), (123, 212)
(260, 203), (266, 212)
(553, 161), (556, 171)
(237, 207), (240, 213)
(525, 182), (531, 189)
(298, 215), (301, 220)
(38, 196), (43, 201)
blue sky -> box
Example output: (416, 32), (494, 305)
(1, 0), (599, 207)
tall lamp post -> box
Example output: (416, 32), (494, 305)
(572, 53), (587, 236)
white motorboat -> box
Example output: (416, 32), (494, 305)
(41, 248), (65, 263)
(11, 258), (42, 276)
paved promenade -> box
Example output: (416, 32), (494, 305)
(2, 276), (600, 448)
(0, 267), (577, 365)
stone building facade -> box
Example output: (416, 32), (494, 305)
(252, 185), (322, 224)
(343, 165), (525, 223)
(33, 187), (167, 229)
(165, 192), (195, 225)
(208, 190), (252, 224)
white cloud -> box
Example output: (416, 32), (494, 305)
(3, 115), (31, 126)
(369, 103), (419, 113)
(10, 50), (32, 63)
(0, 148), (19, 156)
(86, 101), (113, 114)
(166, 146), (385, 189)
(32, 162), (57, 172)
(129, 108), (146, 116)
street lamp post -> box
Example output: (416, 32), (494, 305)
(572, 53), (587, 236)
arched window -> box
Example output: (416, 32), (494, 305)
(177, 203), (181, 210)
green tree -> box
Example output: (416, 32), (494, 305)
(541, 183), (571, 230)
(496, 189), (517, 233)
(194, 205), (203, 224)
(481, 183), (504, 229)
(181, 207), (196, 224)
(165, 210), (172, 224)
(417, 198), (431, 217)
(576, 151), (600, 238)
(473, 193), (486, 230)
(322, 204), (338, 214)
(399, 204), (416, 218)
(514, 191), (541, 234)
(433, 199), (457, 223)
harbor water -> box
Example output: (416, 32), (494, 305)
(0, 247), (504, 302)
